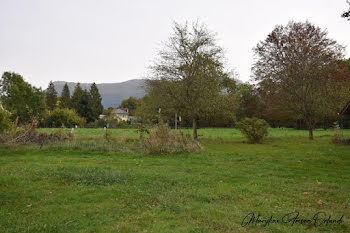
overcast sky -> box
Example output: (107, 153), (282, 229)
(0, 0), (349, 88)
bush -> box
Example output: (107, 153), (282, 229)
(96, 119), (107, 128)
(44, 108), (85, 128)
(104, 129), (112, 143)
(105, 118), (133, 128)
(143, 124), (201, 154)
(236, 117), (269, 143)
(85, 119), (107, 128)
(0, 122), (70, 145)
(0, 108), (11, 133)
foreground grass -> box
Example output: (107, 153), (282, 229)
(1, 128), (350, 232)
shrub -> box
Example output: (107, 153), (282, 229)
(0, 108), (11, 133)
(96, 119), (107, 128)
(0, 122), (70, 145)
(85, 119), (107, 128)
(104, 129), (112, 143)
(106, 118), (119, 128)
(44, 108), (85, 128)
(137, 123), (150, 140)
(236, 117), (269, 143)
(143, 124), (201, 154)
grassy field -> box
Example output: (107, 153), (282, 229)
(1, 128), (350, 232)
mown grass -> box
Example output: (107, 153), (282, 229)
(1, 128), (350, 232)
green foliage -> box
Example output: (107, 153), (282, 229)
(69, 83), (102, 123)
(148, 21), (234, 139)
(137, 123), (150, 140)
(120, 97), (139, 114)
(0, 108), (11, 133)
(236, 117), (269, 143)
(103, 118), (132, 128)
(134, 95), (161, 124)
(0, 72), (46, 124)
(89, 83), (103, 120)
(46, 81), (58, 110)
(59, 83), (71, 108)
(102, 107), (114, 116)
(70, 83), (83, 111)
(143, 124), (201, 154)
(77, 90), (94, 123)
(85, 119), (107, 128)
(236, 83), (262, 120)
(252, 21), (345, 139)
(44, 108), (85, 128)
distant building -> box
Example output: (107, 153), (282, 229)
(111, 108), (130, 121)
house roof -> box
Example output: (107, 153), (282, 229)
(112, 108), (129, 114)
(339, 99), (350, 116)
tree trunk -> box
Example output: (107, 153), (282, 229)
(175, 113), (177, 130)
(308, 127), (313, 140)
(193, 118), (198, 141)
(306, 118), (314, 140)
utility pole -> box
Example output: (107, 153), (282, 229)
(175, 113), (178, 130)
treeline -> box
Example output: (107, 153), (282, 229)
(0, 72), (103, 128)
(135, 77), (350, 129)
(133, 21), (350, 140)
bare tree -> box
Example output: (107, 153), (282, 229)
(147, 21), (231, 140)
(252, 21), (345, 139)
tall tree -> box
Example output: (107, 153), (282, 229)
(77, 90), (94, 123)
(0, 72), (46, 124)
(59, 83), (71, 109)
(119, 96), (139, 114)
(252, 21), (345, 139)
(89, 83), (103, 120)
(148, 21), (230, 140)
(46, 81), (58, 110)
(71, 83), (83, 111)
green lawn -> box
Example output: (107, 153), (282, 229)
(1, 128), (350, 232)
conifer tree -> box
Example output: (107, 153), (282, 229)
(60, 83), (71, 109)
(71, 83), (83, 111)
(77, 89), (94, 123)
(89, 83), (103, 120)
(46, 81), (58, 110)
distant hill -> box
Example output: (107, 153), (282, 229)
(52, 79), (146, 109)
